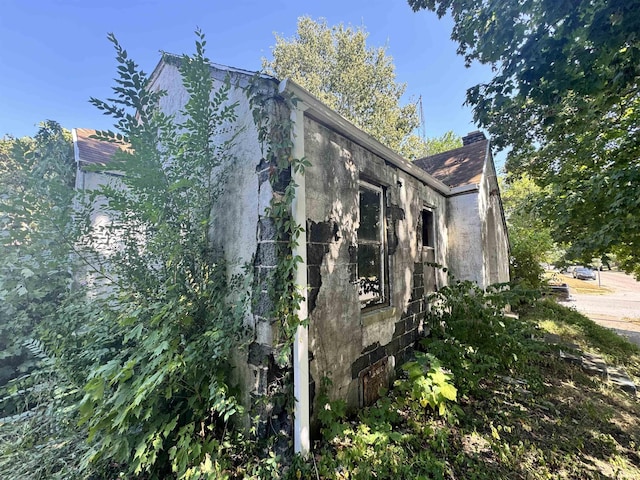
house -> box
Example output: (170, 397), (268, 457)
(73, 53), (510, 453)
(414, 131), (510, 288)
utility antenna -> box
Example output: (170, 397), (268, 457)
(418, 95), (426, 141)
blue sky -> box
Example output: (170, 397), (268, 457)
(0, 0), (495, 150)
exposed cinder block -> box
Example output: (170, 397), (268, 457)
(257, 216), (277, 241)
(248, 342), (272, 367)
(256, 320), (274, 346)
(369, 346), (386, 364)
(252, 290), (275, 318)
(351, 354), (370, 379)
(255, 241), (278, 266)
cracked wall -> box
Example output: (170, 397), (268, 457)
(151, 60), (287, 429)
(303, 116), (449, 417)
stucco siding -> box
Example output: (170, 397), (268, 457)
(447, 192), (483, 285)
(150, 61), (268, 279)
(302, 115), (449, 412)
(478, 157), (510, 287)
(150, 61), (284, 414)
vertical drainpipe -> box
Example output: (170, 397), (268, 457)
(279, 80), (310, 456)
(71, 129), (84, 191)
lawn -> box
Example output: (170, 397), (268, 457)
(546, 272), (612, 295)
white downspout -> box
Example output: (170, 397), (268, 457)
(280, 80), (310, 456)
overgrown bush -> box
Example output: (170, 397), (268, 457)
(422, 279), (540, 395)
(0, 122), (75, 391)
(312, 371), (457, 480)
(0, 339), (86, 479)
(67, 32), (252, 478)
(0, 122), (87, 478)
(394, 352), (459, 422)
(1, 32), (257, 479)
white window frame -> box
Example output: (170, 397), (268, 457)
(358, 180), (387, 309)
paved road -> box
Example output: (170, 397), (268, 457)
(568, 271), (640, 346)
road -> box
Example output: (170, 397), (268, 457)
(568, 271), (640, 346)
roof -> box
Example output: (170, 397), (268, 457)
(73, 128), (126, 168)
(414, 132), (489, 188)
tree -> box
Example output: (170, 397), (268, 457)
(419, 130), (462, 157)
(408, 0), (640, 276)
(0, 121), (75, 386)
(0, 123), (89, 478)
(1, 33), (252, 478)
(263, 16), (427, 159)
(501, 174), (555, 288)
(70, 32), (249, 477)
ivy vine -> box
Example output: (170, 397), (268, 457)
(246, 82), (311, 366)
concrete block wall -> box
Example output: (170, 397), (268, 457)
(303, 115), (448, 417)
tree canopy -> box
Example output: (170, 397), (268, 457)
(264, 16), (431, 159)
(408, 0), (640, 275)
(0, 122), (75, 384)
(419, 130), (463, 157)
(501, 174), (555, 287)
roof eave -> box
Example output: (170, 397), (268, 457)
(450, 183), (480, 196)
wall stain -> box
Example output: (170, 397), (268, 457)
(306, 219), (339, 313)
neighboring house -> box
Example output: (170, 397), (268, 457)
(72, 128), (128, 294)
(414, 131), (510, 288)
(73, 54), (510, 451)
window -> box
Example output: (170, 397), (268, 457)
(421, 208), (437, 291)
(422, 209), (435, 249)
(358, 181), (387, 308)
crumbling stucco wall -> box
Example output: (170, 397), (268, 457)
(478, 158), (510, 286)
(446, 191), (484, 285)
(150, 60), (285, 420)
(302, 116), (449, 415)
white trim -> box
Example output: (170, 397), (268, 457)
(72, 129), (84, 192)
(449, 183), (480, 196)
(289, 101), (311, 457)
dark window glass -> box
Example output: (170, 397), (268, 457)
(422, 209), (434, 248)
(358, 183), (386, 308)
(358, 188), (381, 241)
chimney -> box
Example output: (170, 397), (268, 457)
(462, 131), (486, 145)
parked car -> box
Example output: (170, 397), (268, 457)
(573, 267), (596, 280)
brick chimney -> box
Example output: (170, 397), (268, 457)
(462, 131), (486, 145)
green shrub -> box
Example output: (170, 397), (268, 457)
(422, 279), (538, 394)
(395, 352), (459, 421)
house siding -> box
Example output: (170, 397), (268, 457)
(478, 157), (510, 286)
(447, 191), (484, 285)
(302, 115), (448, 415)
(149, 61), (289, 419)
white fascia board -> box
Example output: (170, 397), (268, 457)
(72, 128), (81, 168)
(449, 184), (480, 196)
(279, 79), (452, 196)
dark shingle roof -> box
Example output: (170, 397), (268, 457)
(414, 132), (488, 188)
(75, 128), (125, 167)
